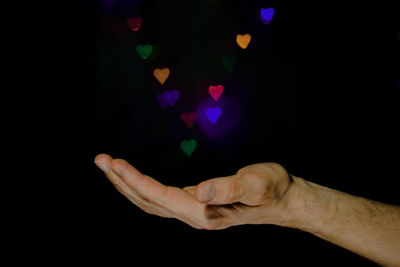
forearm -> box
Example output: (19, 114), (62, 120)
(282, 177), (400, 266)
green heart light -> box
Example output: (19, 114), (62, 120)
(180, 139), (198, 157)
(222, 56), (237, 72)
(136, 44), (153, 60)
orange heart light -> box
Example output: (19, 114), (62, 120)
(153, 68), (170, 85)
(236, 34), (252, 49)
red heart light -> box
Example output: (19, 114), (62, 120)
(126, 17), (143, 31)
(208, 85), (224, 101)
(181, 112), (197, 128)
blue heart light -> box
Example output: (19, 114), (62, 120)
(156, 93), (168, 109)
(206, 107), (222, 124)
(260, 8), (275, 24)
(163, 90), (180, 106)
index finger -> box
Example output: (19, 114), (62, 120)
(111, 159), (207, 222)
(111, 159), (169, 201)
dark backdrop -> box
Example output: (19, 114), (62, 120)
(44, 0), (399, 265)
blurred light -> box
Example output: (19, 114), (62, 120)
(180, 139), (198, 157)
(102, 0), (118, 7)
(181, 112), (197, 128)
(154, 68), (170, 84)
(260, 8), (275, 24)
(136, 44), (152, 60)
(196, 97), (242, 139)
(209, 85), (224, 101)
(206, 107), (222, 124)
(222, 56), (237, 72)
(156, 93), (168, 109)
(150, 44), (161, 60)
(163, 90), (180, 106)
(127, 17), (143, 31)
(236, 34), (251, 49)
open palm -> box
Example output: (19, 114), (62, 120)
(95, 154), (293, 230)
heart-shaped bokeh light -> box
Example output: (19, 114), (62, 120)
(206, 107), (222, 124)
(127, 17), (143, 31)
(153, 68), (170, 84)
(236, 34), (251, 49)
(156, 93), (168, 109)
(208, 85), (224, 101)
(150, 44), (161, 60)
(180, 139), (197, 157)
(163, 90), (180, 106)
(260, 8), (275, 24)
(181, 112), (197, 128)
(136, 44), (152, 60)
(222, 56), (237, 72)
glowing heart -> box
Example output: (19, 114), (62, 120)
(181, 139), (197, 157)
(260, 8), (275, 24)
(222, 56), (237, 72)
(206, 107), (222, 124)
(136, 44), (152, 60)
(163, 90), (180, 106)
(209, 85), (224, 101)
(156, 93), (168, 109)
(150, 44), (160, 60)
(154, 68), (170, 84)
(181, 112), (197, 128)
(236, 34), (251, 49)
(126, 17), (142, 31)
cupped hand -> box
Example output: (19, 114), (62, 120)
(95, 154), (295, 230)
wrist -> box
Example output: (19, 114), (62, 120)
(275, 176), (335, 233)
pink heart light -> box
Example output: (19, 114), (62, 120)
(208, 85), (224, 101)
(126, 17), (143, 31)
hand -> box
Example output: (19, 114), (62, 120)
(95, 154), (295, 230)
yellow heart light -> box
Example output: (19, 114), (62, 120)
(236, 34), (252, 49)
(153, 68), (170, 85)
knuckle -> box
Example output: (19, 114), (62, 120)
(263, 162), (287, 176)
(239, 168), (266, 185)
(239, 162), (287, 181)
(227, 179), (242, 202)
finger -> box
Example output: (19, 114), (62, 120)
(95, 154), (134, 194)
(107, 171), (173, 218)
(182, 186), (196, 198)
(97, 156), (213, 229)
(110, 159), (204, 218)
(94, 153), (113, 173)
(95, 154), (173, 217)
(183, 186), (196, 191)
(95, 154), (126, 190)
(195, 175), (244, 205)
(111, 159), (169, 201)
(112, 162), (211, 229)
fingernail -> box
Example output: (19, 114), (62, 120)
(95, 161), (109, 173)
(199, 184), (216, 202)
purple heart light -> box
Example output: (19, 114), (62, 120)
(260, 8), (275, 24)
(163, 90), (180, 106)
(156, 93), (168, 109)
(206, 107), (222, 124)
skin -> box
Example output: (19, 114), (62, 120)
(95, 154), (400, 266)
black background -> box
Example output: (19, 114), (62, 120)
(39, 0), (399, 265)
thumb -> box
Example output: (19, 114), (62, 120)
(195, 175), (244, 205)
